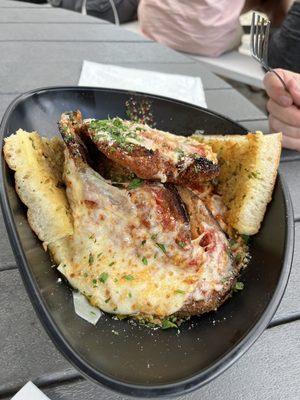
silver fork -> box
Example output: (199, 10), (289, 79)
(250, 11), (288, 92)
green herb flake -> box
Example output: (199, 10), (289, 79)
(221, 276), (229, 284)
(241, 234), (250, 244)
(29, 137), (36, 149)
(109, 261), (115, 266)
(156, 242), (167, 254)
(248, 171), (262, 180)
(128, 178), (143, 190)
(175, 289), (185, 295)
(162, 320), (178, 329)
(128, 292), (132, 298)
(229, 239), (239, 251)
(92, 279), (97, 285)
(64, 134), (73, 143)
(90, 311), (96, 316)
(99, 272), (109, 284)
(116, 314), (128, 320)
(151, 234), (158, 241)
(83, 272), (88, 278)
(123, 274), (134, 281)
(141, 240), (146, 246)
(114, 278), (119, 283)
(235, 252), (244, 264)
(105, 297), (111, 303)
(233, 281), (244, 292)
(176, 148), (185, 160)
(141, 256), (148, 265)
(88, 253), (94, 265)
(178, 241), (186, 248)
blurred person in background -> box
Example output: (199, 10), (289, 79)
(138, 0), (246, 57)
(48, 0), (139, 23)
(267, 1), (300, 73)
(264, 69), (300, 151)
(138, 0), (295, 57)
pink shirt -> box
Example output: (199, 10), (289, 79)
(138, 0), (245, 57)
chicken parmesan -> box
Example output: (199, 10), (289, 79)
(3, 110), (255, 328)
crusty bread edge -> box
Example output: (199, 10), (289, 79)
(193, 132), (282, 235)
(234, 132), (282, 234)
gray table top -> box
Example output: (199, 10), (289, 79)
(0, 1), (299, 399)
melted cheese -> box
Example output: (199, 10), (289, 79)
(85, 118), (218, 173)
(52, 149), (234, 319)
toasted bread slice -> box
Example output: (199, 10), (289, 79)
(3, 130), (73, 246)
(193, 132), (282, 235)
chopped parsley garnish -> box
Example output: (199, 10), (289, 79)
(88, 253), (94, 265)
(235, 252), (244, 264)
(151, 234), (158, 241)
(64, 134), (73, 143)
(229, 239), (239, 251)
(233, 281), (244, 292)
(99, 272), (109, 283)
(123, 274), (134, 281)
(109, 261), (115, 266)
(194, 164), (201, 173)
(162, 319), (178, 329)
(114, 278), (118, 283)
(174, 289), (185, 295)
(221, 276), (229, 284)
(105, 297), (111, 303)
(141, 256), (148, 265)
(90, 118), (139, 152)
(190, 153), (201, 160)
(141, 240), (146, 246)
(178, 241), (186, 248)
(90, 311), (96, 316)
(128, 178), (143, 190)
(156, 242), (167, 254)
(248, 171), (262, 180)
(241, 234), (250, 244)
(29, 137), (36, 149)
(83, 272), (88, 278)
(128, 292), (132, 298)
(176, 148), (185, 160)
(92, 279), (97, 285)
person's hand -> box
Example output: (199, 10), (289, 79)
(264, 69), (300, 151)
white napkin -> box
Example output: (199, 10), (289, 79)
(11, 382), (50, 400)
(79, 61), (207, 108)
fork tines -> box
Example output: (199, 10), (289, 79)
(250, 11), (270, 66)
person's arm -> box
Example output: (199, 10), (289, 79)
(264, 69), (300, 150)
